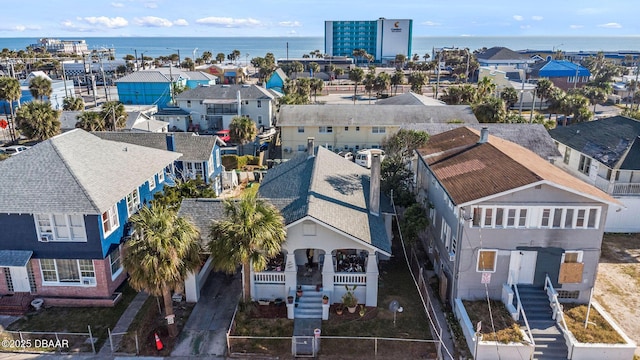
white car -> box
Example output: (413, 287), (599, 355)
(337, 151), (354, 161)
(1, 145), (30, 155)
(257, 127), (276, 140)
(355, 149), (385, 168)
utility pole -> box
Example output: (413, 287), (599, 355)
(518, 68), (527, 117)
(134, 49), (138, 70)
(435, 51), (442, 99)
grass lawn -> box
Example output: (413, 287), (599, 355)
(462, 300), (523, 343)
(563, 304), (625, 344)
(6, 282), (138, 351)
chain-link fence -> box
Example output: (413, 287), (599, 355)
(0, 326), (96, 354)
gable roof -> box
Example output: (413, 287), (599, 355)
(375, 91), (446, 106)
(476, 47), (530, 61)
(418, 127), (619, 206)
(278, 105), (478, 126)
(406, 123), (561, 160)
(549, 116), (640, 170)
(92, 132), (220, 162)
(115, 71), (172, 83)
(175, 84), (278, 101)
(179, 147), (392, 254)
(0, 129), (180, 214)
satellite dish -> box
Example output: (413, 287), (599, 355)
(389, 300), (400, 312)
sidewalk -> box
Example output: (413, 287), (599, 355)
(97, 291), (150, 356)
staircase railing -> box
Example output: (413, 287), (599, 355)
(544, 274), (569, 332)
(507, 271), (535, 348)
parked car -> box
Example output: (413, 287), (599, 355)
(259, 142), (270, 152)
(337, 151), (354, 161)
(355, 149), (385, 168)
(214, 129), (231, 143)
(257, 127), (276, 140)
(1, 145), (30, 155)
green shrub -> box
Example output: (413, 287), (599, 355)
(222, 154), (239, 169)
(237, 156), (248, 169)
(245, 155), (260, 166)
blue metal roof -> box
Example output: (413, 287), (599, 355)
(539, 60), (590, 78)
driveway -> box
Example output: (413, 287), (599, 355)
(171, 271), (242, 358)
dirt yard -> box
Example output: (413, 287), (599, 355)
(594, 233), (640, 356)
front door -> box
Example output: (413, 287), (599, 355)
(517, 251), (537, 285)
(8, 266), (30, 292)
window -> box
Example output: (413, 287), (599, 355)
(495, 208), (504, 227)
(185, 162), (204, 179)
(578, 155), (591, 175)
(158, 170), (165, 183)
(562, 251), (583, 263)
(39, 259), (95, 286)
(109, 246), (122, 279)
(344, 126), (349, 131)
(506, 209), (516, 227)
(102, 204), (119, 236)
(372, 126), (386, 134)
(588, 208), (598, 228)
(564, 209), (575, 228)
(541, 209), (551, 227)
(477, 250), (497, 272)
(126, 189), (140, 216)
(297, 144), (306, 152)
(257, 115), (262, 124)
(303, 222), (316, 236)
(148, 175), (156, 190)
(319, 126), (333, 133)
(186, 100), (191, 108)
(472, 208), (481, 227)
(297, 126), (305, 133)
(257, 100), (262, 108)
(36, 214), (87, 242)
(356, 126), (360, 132)
(518, 209), (528, 227)
(441, 220), (451, 250)
(484, 208), (493, 227)
(576, 209), (586, 228)
(563, 147), (571, 164)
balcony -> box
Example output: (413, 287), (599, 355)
(593, 176), (640, 196)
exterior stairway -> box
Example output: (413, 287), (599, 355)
(517, 286), (569, 360)
(294, 284), (323, 319)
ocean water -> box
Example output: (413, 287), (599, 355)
(1, 36), (639, 61)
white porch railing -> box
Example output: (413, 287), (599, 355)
(612, 182), (640, 196)
(544, 274), (569, 333)
(333, 273), (366, 285)
(512, 283), (536, 348)
(593, 176), (611, 193)
(254, 272), (285, 284)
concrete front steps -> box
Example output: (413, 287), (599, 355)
(294, 284), (323, 319)
(517, 286), (568, 360)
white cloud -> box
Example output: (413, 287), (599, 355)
(570, 25), (584, 29)
(598, 22), (622, 28)
(173, 19), (189, 26)
(79, 16), (128, 28)
(111, 2), (124, 7)
(531, 16), (543, 21)
(14, 25), (26, 32)
(144, 2), (157, 8)
(279, 21), (301, 27)
(196, 17), (262, 28)
(421, 21), (441, 26)
(135, 16), (173, 27)
(513, 15), (524, 21)
(288, 30), (298, 35)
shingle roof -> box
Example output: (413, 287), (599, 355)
(418, 127), (619, 206)
(549, 116), (640, 170)
(476, 47), (530, 61)
(278, 105), (478, 126)
(0, 129), (181, 214)
(406, 123), (561, 160)
(178, 147), (392, 254)
(375, 92), (446, 106)
(175, 84), (277, 101)
(182, 71), (218, 81)
(93, 132), (218, 162)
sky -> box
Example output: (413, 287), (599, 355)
(1, 0), (639, 38)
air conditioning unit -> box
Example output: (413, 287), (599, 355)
(448, 252), (456, 262)
(82, 277), (96, 285)
(283, 147), (291, 153)
(40, 234), (53, 242)
(427, 246), (433, 254)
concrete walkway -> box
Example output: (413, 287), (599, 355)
(98, 291), (150, 356)
(170, 271), (242, 358)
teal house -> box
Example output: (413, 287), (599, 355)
(266, 68), (288, 93)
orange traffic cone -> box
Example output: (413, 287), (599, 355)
(154, 332), (164, 351)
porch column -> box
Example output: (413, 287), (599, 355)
(184, 271), (198, 302)
(365, 251), (378, 306)
(322, 251), (335, 293)
(284, 253), (297, 295)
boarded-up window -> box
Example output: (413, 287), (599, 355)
(559, 263), (584, 283)
(477, 250), (497, 272)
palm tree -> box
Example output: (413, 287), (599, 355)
(500, 87), (519, 111)
(535, 79), (554, 111)
(348, 67), (364, 104)
(76, 111), (106, 131)
(375, 72), (391, 97)
(310, 78), (324, 103)
(123, 204), (201, 337)
(229, 115), (258, 148)
(395, 54), (407, 69)
(216, 53), (225, 64)
(15, 101), (61, 140)
(0, 77), (22, 142)
(28, 76), (52, 101)
(352, 48), (366, 67)
(408, 72), (427, 94)
(209, 193), (286, 302)
(63, 96), (84, 111)
(472, 97), (506, 123)
(476, 76), (496, 102)
(309, 62), (320, 78)
(390, 70), (405, 96)
(202, 51), (213, 63)
(101, 101), (127, 130)
(364, 72), (376, 103)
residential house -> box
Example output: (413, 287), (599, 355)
(529, 60), (590, 91)
(0, 129), (179, 307)
(375, 91), (445, 106)
(266, 68), (288, 93)
(278, 104), (478, 159)
(93, 132), (225, 196)
(475, 46), (535, 70)
(415, 126), (619, 308)
(549, 116), (640, 232)
(59, 105), (168, 133)
(205, 64), (247, 84)
(179, 143), (393, 310)
(115, 68), (217, 106)
(171, 84), (281, 133)
(0, 71), (74, 111)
